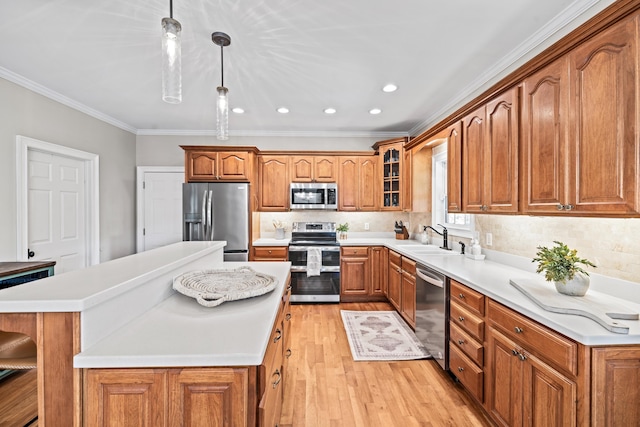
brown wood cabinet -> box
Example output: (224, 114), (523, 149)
(446, 121), (463, 213)
(182, 146), (257, 182)
(402, 147), (412, 212)
(521, 56), (570, 214)
(340, 247), (370, 300)
(258, 155), (290, 211)
(486, 300), (578, 427)
(370, 246), (388, 297)
(84, 367), (252, 426)
(387, 250), (416, 328)
(567, 15), (639, 215)
(462, 87), (519, 213)
(374, 139), (405, 211)
(251, 246), (288, 261)
(337, 156), (378, 211)
(290, 156), (336, 182)
(592, 346), (640, 426)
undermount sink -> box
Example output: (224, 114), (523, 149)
(395, 245), (458, 256)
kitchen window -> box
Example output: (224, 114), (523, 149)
(432, 144), (474, 237)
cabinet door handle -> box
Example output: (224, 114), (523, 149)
(273, 329), (282, 343)
(268, 250), (272, 254)
(557, 204), (565, 210)
(457, 367), (465, 372)
(511, 349), (519, 356)
(286, 348), (292, 358)
(514, 326), (523, 334)
(457, 339), (465, 345)
(565, 204), (574, 211)
(272, 369), (282, 389)
(285, 313), (292, 321)
(458, 293), (465, 299)
(458, 316), (465, 322)
(286, 285), (292, 292)
(518, 352), (527, 361)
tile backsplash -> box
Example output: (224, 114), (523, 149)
(475, 215), (640, 283)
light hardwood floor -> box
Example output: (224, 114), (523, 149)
(0, 369), (38, 426)
(280, 302), (493, 427)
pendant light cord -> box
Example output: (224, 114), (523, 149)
(169, 0), (173, 18)
(220, 45), (224, 87)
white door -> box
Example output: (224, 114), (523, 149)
(28, 150), (87, 273)
(138, 169), (183, 251)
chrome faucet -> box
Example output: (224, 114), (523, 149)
(425, 224), (450, 250)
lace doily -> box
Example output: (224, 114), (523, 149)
(173, 266), (277, 307)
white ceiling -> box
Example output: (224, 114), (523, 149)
(0, 0), (615, 137)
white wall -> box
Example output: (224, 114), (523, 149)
(135, 134), (379, 166)
(0, 78), (137, 262)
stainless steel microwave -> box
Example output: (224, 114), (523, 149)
(290, 183), (338, 210)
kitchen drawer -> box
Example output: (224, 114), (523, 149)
(401, 257), (416, 275)
(389, 250), (402, 266)
(450, 322), (484, 366)
(450, 280), (485, 315)
(488, 300), (577, 375)
(341, 246), (369, 257)
(252, 246), (288, 261)
(449, 344), (484, 402)
(450, 301), (485, 342)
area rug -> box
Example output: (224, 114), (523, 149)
(340, 310), (430, 361)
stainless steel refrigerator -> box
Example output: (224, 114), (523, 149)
(182, 182), (250, 261)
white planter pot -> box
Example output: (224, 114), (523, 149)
(554, 272), (590, 297)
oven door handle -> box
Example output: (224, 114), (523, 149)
(288, 246), (340, 252)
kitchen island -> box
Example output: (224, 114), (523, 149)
(0, 242), (292, 426)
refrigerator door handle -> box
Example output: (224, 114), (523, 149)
(201, 190), (208, 239)
(208, 190), (214, 240)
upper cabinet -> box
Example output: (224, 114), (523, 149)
(522, 14), (640, 216)
(462, 87), (519, 213)
(338, 156), (378, 211)
(447, 121), (463, 213)
(290, 156), (336, 182)
(373, 138), (408, 211)
(567, 15), (639, 215)
(258, 155), (290, 211)
(181, 146), (257, 182)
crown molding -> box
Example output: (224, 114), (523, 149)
(408, 0), (604, 137)
(136, 129), (409, 138)
(0, 66), (137, 134)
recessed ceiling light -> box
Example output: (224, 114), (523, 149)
(277, 107), (289, 114)
(382, 84), (398, 93)
(369, 108), (382, 115)
(232, 107), (245, 114)
(324, 108), (337, 114)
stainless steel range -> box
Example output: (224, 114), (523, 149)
(288, 222), (340, 303)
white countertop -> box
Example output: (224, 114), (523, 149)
(253, 238), (290, 247)
(74, 261), (291, 368)
(336, 237), (640, 346)
(0, 241), (226, 312)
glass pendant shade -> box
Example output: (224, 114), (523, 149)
(161, 17), (182, 104)
(216, 86), (229, 140)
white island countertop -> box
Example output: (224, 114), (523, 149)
(336, 236), (640, 346)
(74, 261), (291, 368)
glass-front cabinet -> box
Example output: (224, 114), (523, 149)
(374, 138), (407, 211)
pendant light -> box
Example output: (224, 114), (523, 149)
(161, 0), (182, 104)
(212, 32), (231, 140)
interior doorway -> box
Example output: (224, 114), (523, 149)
(136, 167), (184, 252)
(15, 136), (100, 273)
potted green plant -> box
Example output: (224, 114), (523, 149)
(336, 223), (349, 240)
(532, 241), (596, 296)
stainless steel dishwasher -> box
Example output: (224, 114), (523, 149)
(415, 263), (448, 370)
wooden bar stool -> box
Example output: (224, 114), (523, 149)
(0, 331), (37, 370)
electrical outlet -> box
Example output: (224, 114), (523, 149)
(486, 232), (493, 246)
(364, 222), (370, 230)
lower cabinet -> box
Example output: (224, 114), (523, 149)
(84, 367), (252, 426)
(370, 246), (388, 297)
(251, 246), (288, 261)
(340, 246), (388, 302)
(387, 250), (416, 328)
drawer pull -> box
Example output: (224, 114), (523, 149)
(286, 349), (292, 358)
(518, 352), (527, 361)
(272, 369), (282, 389)
(457, 339), (465, 345)
(511, 349), (519, 356)
(458, 316), (465, 322)
(286, 285), (292, 292)
(268, 250), (272, 254)
(273, 329), (282, 343)
(458, 293), (465, 299)
(514, 326), (523, 334)
(457, 366), (465, 372)
(285, 313), (292, 321)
